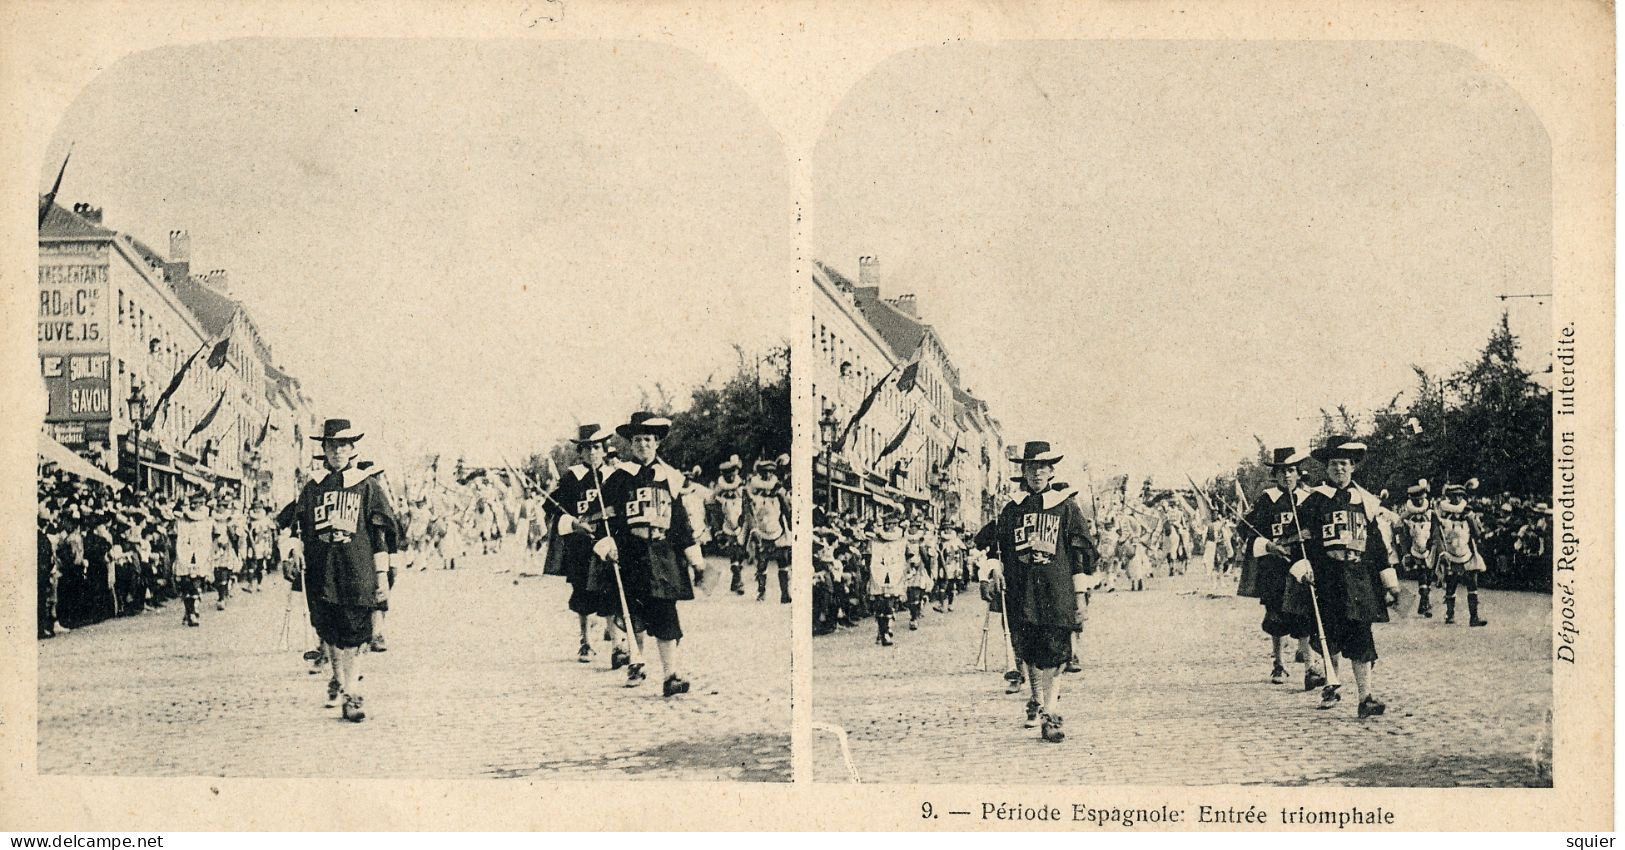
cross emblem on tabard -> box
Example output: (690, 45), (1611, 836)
(1322, 509), (1351, 542)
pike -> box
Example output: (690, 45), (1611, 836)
(1283, 482), (1343, 690)
(589, 462), (646, 679)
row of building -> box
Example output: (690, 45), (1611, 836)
(809, 257), (1008, 529)
(38, 197), (319, 508)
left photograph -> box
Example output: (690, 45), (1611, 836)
(33, 39), (793, 781)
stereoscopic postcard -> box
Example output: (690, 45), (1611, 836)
(0, 0), (1611, 834)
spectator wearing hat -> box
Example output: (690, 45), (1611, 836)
(1286, 436), (1402, 719)
(746, 458), (792, 604)
(711, 455), (749, 594)
(286, 418), (400, 722)
(1238, 447), (1323, 689)
(544, 424), (626, 667)
(971, 440), (1097, 744)
(1395, 480), (1440, 617)
(594, 412), (707, 696)
(1433, 483), (1489, 627)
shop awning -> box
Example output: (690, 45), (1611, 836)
(37, 431), (124, 491)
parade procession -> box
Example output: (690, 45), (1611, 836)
(32, 39), (795, 782)
(808, 253), (1554, 787)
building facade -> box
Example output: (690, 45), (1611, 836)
(38, 200), (317, 505)
(810, 256), (1007, 528)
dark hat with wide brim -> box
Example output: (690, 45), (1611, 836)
(616, 411), (672, 440)
(1009, 440), (1061, 481)
(310, 418), (363, 442)
(572, 424), (613, 445)
(1265, 447), (1309, 468)
(1009, 440), (1063, 465)
(1310, 435), (1366, 463)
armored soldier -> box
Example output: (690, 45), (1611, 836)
(972, 441), (1096, 744)
(1434, 483), (1489, 627)
(1238, 447), (1323, 689)
(866, 511), (907, 646)
(173, 495), (211, 627)
(746, 459), (792, 604)
(1286, 436), (1401, 719)
(712, 456), (750, 594)
(594, 412), (706, 696)
(1395, 480), (1439, 617)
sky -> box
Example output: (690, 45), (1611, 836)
(813, 40), (1552, 488)
(40, 39), (790, 469)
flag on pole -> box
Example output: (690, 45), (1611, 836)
(185, 388), (228, 446)
(837, 364), (898, 451)
(1233, 479), (1250, 513)
(143, 340), (208, 429)
(546, 456), (561, 488)
(253, 413), (271, 447)
(38, 148), (72, 228)
(206, 334), (232, 369)
(878, 411), (916, 459)
(896, 359), (920, 393)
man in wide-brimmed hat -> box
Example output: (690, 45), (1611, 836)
(1285, 435), (1402, 719)
(1238, 447), (1324, 690)
(283, 418), (400, 723)
(971, 440), (1097, 743)
(593, 412), (707, 696)
(1395, 479), (1440, 617)
(747, 457), (792, 604)
(544, 423), (627, 666)
(1433, 482), (1489, 627)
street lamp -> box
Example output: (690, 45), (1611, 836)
(818, 406), (840, 516)
(125, 385), (147, 497)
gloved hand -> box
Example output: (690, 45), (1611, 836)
(1289, 559), (1314, 584)
(557, 514), (577, 536)
(981, 557), (1001, 582)
(592, 536), (619, 562)
(1379, 567), (1401, 607)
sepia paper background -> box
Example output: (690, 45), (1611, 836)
(0, 0), (1613, 831)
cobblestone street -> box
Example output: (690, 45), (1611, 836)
(39, 552), (791, 781)
(812, 571), (1552, 786)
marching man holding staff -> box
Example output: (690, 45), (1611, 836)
(595, 412), (707, 697)
(1285, 436), (1402, 718)
(972, 441), (1097, 743)
(284, 418), (399, 723)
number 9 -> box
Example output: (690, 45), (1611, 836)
(921, 802), (933, 819)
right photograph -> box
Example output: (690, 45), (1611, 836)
(806, 41), (1554, 786)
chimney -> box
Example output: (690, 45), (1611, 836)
(889, 293), (919, 318)
(71, 202), (103, 225)
(858, 255), (881, 289)
(165, 230), (191, 284)
(204, 269), (230, 294)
